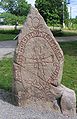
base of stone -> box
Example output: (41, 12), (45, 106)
(13, 84), (76, 117)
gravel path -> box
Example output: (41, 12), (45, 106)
(0, 40), (17, 59)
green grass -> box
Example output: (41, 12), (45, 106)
(0, 58), (13, 91)
(0, 34), (16, 41)
(62, 30), (77, 36)
(0, 29), (77, 41)
(0, 41), (77, 100)
(59, 41), (77, 99)
(62, 55), (77, 92)
(0, 29), (19, 41)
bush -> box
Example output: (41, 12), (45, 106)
(0, 12), (26, 25)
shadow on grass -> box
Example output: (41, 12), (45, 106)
(59, 41), (77, 56)
(51, 29), (77, 37)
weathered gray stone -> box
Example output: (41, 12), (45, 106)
(13, 6), (76, 117)
(60, 85), (76, 116)
(0, 89), (76, 119)
(0, 99), (77, 119)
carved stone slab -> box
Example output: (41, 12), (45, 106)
(13, 7), (64, 107)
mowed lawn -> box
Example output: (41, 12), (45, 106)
(0, 41), (77, 100)
(60, 41), (77, 100)
(0, 58), (13, 91)
(0, 30), (19, 41)
(0, 34), (16, 41)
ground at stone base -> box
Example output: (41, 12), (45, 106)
(0, 89), (76, 119)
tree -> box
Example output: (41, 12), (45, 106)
(0, 0), (30, 16)
(0, 12), (26, 25)
(35, 0), (69, 26)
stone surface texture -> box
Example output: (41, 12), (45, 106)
(0, 89), (76, 119)
(0, 99), (77, 119)
(13, 6), (76, 117)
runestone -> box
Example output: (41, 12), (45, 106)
(13, 7), (76, 117)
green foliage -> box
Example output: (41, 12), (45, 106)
(71, 18), (77, 24)
(35, 0), (69, 26)
(68, 18), (77, 30)
(0, 0), (30, 16)
(0, 0), (31, 25)
(64, 2), (69, 26)
(0, 12), (26, 25)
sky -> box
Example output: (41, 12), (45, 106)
(67, 0), (77, 18)
(27, 0), (35, 6)
(0, 0), (77, 18)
